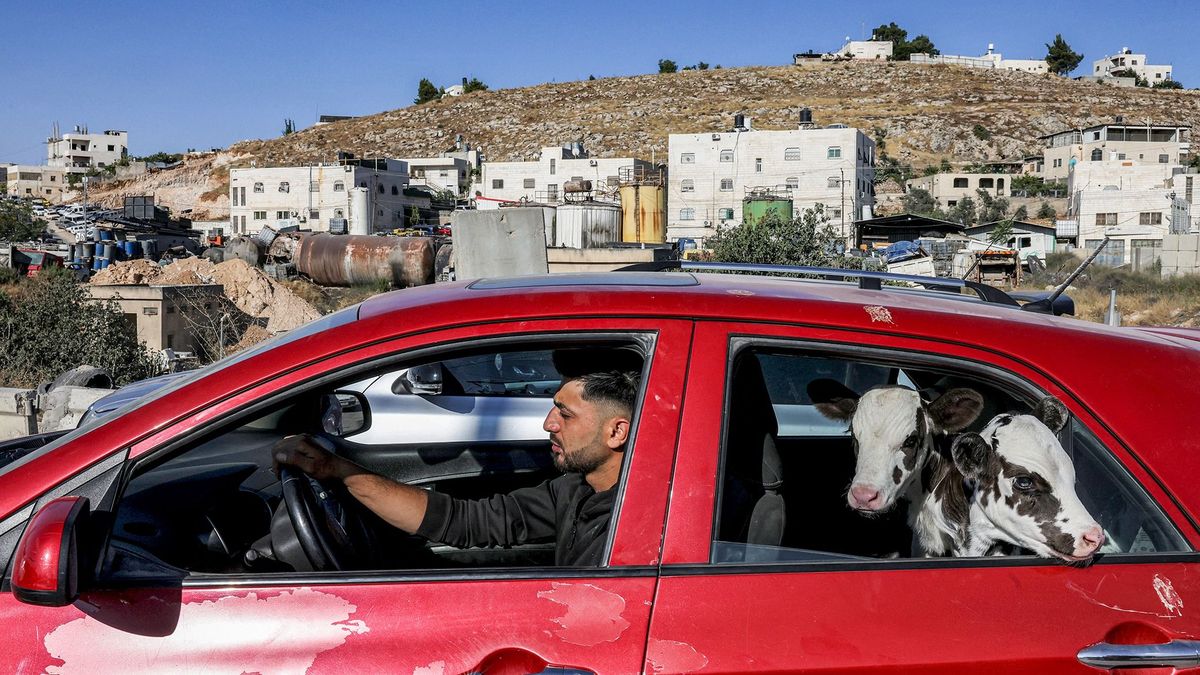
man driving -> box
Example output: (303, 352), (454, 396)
(271, 350), (641, 567)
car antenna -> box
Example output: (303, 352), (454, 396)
(1022, 237), (1109, 315)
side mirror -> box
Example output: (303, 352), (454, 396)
(400, 363), (444, 396)
(320, 392), (369, 437)
(12, 496), (90, 607)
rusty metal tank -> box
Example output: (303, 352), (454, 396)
(224, 237), (264, 266)
(555, 201), (621, 249)
(619, 185), (666, 243)
(294, 233), (434, 287)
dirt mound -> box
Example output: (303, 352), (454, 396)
(91, 257), (320, 332)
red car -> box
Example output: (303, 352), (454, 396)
(3, 264), (1200, 673)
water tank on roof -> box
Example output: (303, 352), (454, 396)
(556, 202), (620, 249)
(799, 108), (813, 126)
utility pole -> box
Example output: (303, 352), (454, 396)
(82, 176), (88, 225)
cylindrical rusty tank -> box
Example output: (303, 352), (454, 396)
(555, 201), (621, 249)
(563, 179), (593, 193)
(619, 184), (666, 243)
(224, 237), (263, 266)
(294, 233), (433, 287)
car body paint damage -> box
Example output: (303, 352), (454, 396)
(413, 660), (446, 675)
(646, 638), (708, 673)
(1066, 574), (1186, 619)
(864, 306), (894, 324)
(1153, 575), (1184, 616)
(536, 582), (630, 647)
(42, 588), (367, 675)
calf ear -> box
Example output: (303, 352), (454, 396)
(952, 433), (991, 481)
(928, 388), (985, 433)
(1032, 397), (1069, 433)
(807, 379), (859, 421)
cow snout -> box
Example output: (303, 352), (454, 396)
(1075, 525), (1105, 558)
(849, 484), (883, 511)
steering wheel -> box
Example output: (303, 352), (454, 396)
(279, 465), (372, 571)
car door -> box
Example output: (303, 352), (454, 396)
(0, 318), (692, 674)
(647, 321), (1200, 673)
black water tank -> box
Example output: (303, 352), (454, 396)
(800, 108), (813, 125)
(734, 113), (745, 129)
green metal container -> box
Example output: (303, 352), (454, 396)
(742, 197), (794, 226)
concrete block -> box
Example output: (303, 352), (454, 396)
(1163, 234), (1181, 252)
(1180, 235), (1200, 252)
(1160, 249), (1180, 269)
(1179, 249), (1200, 271)
(451, 208), (550, 279)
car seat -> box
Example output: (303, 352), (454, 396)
(718, 353), (785, 546)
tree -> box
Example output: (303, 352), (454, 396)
(409, 205), (421, 227)
(1012, 205), (1029, 221)
(1044, 34), (1083, 75)
(0, 201), (44, 241)
(282, 119), (295, 135)
(906, 35), (939, 58)
(588, 74), (596, 81)
(706, 206), (840, 267)
(1111, 69), (1149, 87)
(902, 188), (940, 217)
(1152, 78), (1184, 89)
(657, 59), (677, 74)
(1037, 201), (1058, 219)
(462, 78), (488, 94)
(414, 78), (440, 104)
(948, 195), (977, 226)
(972, 124), (992, 141)
(975, 189), (1011, 224)
(0, 268), (159, 387)
(872, 22), (938, 60)
(988, 220), (1014, 246)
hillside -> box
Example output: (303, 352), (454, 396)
(88, 60), (1200, 218)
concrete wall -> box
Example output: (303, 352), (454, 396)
(1160, 234), (1200, 277)
(547, 246), (670, 273)
(667, 126), (874, 244)
(452, 208), (549, 278)
(0, 386), (110, 441)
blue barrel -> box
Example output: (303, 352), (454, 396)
(103, 243), (117, 260)
(100, 258), (110, 269)
(115, 231), (127, 242)
(91, 256), (102, 271)
(128, 241), (143, 258)
(98, 229), (113, 241)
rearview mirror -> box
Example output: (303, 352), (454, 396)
(400, 363), (444, 396)
(12, 496), (90, 607)
(321, 392), (368, 437)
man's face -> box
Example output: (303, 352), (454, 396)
(543, 379), (619, 475)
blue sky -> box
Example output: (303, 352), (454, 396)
(1, 0), (1193, 164)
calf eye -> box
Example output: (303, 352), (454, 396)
(1013, 476), (1036, 491)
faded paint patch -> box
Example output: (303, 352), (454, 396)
(43, 587), (367, 675)
(727, 289), (754, 296)
(864, 305), (894, 324)
(1154, 575), (1184, 616)
(646, 638), (708, 673)
(413, 660), (446, 675)
(536, 582), (630, 647)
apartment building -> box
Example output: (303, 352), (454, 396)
(405, 156), (473, 195)
(838, 39), (893, 60)
(1091, 48), (1173, 83)
(910, 44), (1048, 73)
(228, 158), (429, 235)
(47, 127), (128, 174)
(667, 116), (875, 244)
(3, 164), (66, 202)
(906, 172), (1010, 207)
(1040, 121), (1191, 183)
(476, 143), (653, 208)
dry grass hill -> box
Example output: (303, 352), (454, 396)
(89, 60), (1199, 219)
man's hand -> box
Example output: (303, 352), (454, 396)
(272, 434), (357, 482)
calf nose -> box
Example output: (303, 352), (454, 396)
(1076, 525), (1105, 557)
(849, 484), (883, 510)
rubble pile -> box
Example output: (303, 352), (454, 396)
(91, 257), (321, 332)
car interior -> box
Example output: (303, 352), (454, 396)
(100, 338), (649, 580)
(713, 347), (1189, 564)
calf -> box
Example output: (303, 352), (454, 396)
(951, 397), (1105, 562)
(809, 380), (985, 556)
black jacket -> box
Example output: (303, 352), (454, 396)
(416, 473), (615, 566)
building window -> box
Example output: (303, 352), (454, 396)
(523, 178), (536, 189)
(253, 182), (264, 193)
(680, 208), (695, 220)
(310, 182), (320, 192)
(784, 148), (801, 161)
(334, 181), (345, 191)
(378, 183), (385, 193)
(276, 211), (289, 220)
(1117, 153), (1127, 160)
(1091, 149), (1103, 161)
(720, 150), (734, 162)
(607, 175), (619, 186)
(492, 179), (504, 189)
(979, 178), (995, 189)
(547, 184), (558, 200)
(831, 208), (842, 220)
(681, 179), (695, 192)
(786, 177), (799, 189)
(681, 153), (695, 164)
(309, 209), (319, 220)
(755, 158), (762, 173)
(107, 145), (115, 151)
(719, 208), (734, 220)
(947, 200), (958, 207)
(827, 146), (842, 159)
(359, 181), (367, 188)
(1139, 212), (1163, 225)
(550, 159), (556, 175)
(278, 182), (290, 193)
(391, 186), (399, 195)
(50, 176), (56, 182)
(334, 209), (344, 218)
(997, 178), (1005, 190)
(953, 177), (969, 188)
(1095, 213), (1117, 226)
(720, 179), (734, 192)
(1132, 239), (1162, 249)
(1159, 154), (1170, 164)
(253, 211), (267, 220)
(827, 177), (840, 188)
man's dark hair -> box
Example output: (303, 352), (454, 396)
(575, 369), (640, 416)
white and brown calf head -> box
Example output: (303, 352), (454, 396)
(951, 397), (1104, 562)
(809, 380), (984, 514)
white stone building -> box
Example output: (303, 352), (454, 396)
(667, 118), (875, 244)
(1092, 49), (1173, 83)
(476, 144), (653, 208)
(837, 39), (893, 60)
(228, 158), (429, 235)
(906, 172), (1011, 208)
(47, 127), (128, 174)
(1040, 121), (1191, 183)
(3, 165), (67, 202)
(405, 156), (473, 195)
(910, 44), (1048, 73)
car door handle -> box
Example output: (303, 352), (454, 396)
(1077, 639), (1200, 669)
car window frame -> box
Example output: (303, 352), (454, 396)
(98, 327), (665, 585)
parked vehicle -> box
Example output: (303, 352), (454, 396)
(2, 264), (1200, 672)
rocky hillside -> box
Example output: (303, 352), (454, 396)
(89, 60), (1199, 217)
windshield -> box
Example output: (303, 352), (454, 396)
(0, 305), (360, 478)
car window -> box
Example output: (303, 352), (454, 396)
(713, 346), (1187, 565)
